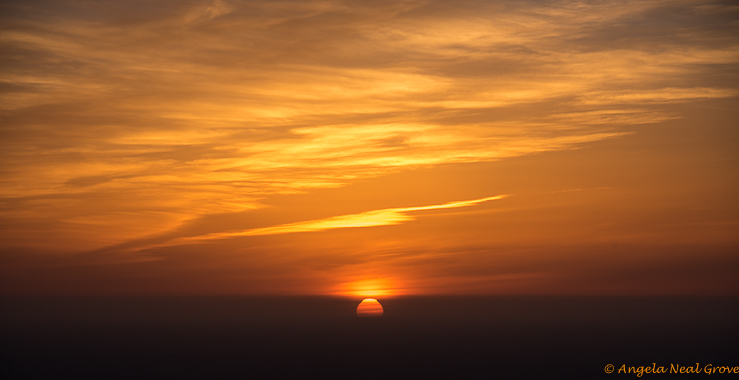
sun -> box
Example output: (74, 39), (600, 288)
(356, 298), (384, 317)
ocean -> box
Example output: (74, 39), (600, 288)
(2, 296), (736, 379)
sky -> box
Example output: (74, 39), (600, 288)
(1, 0), (737, 296)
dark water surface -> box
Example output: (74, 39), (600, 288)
(2, 296), (736, 379)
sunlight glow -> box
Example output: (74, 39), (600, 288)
(340, 279), (397, 298)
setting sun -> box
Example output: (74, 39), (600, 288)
(356, 299), (384, 318)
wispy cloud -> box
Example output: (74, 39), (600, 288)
(141, 195), (509, 250)
(1, 0), (737, 253)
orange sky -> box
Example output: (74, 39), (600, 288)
(1, 0), (737, 296)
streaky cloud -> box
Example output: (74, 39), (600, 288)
(1, 0), (737, 257)
(145, 195), (509, 249)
